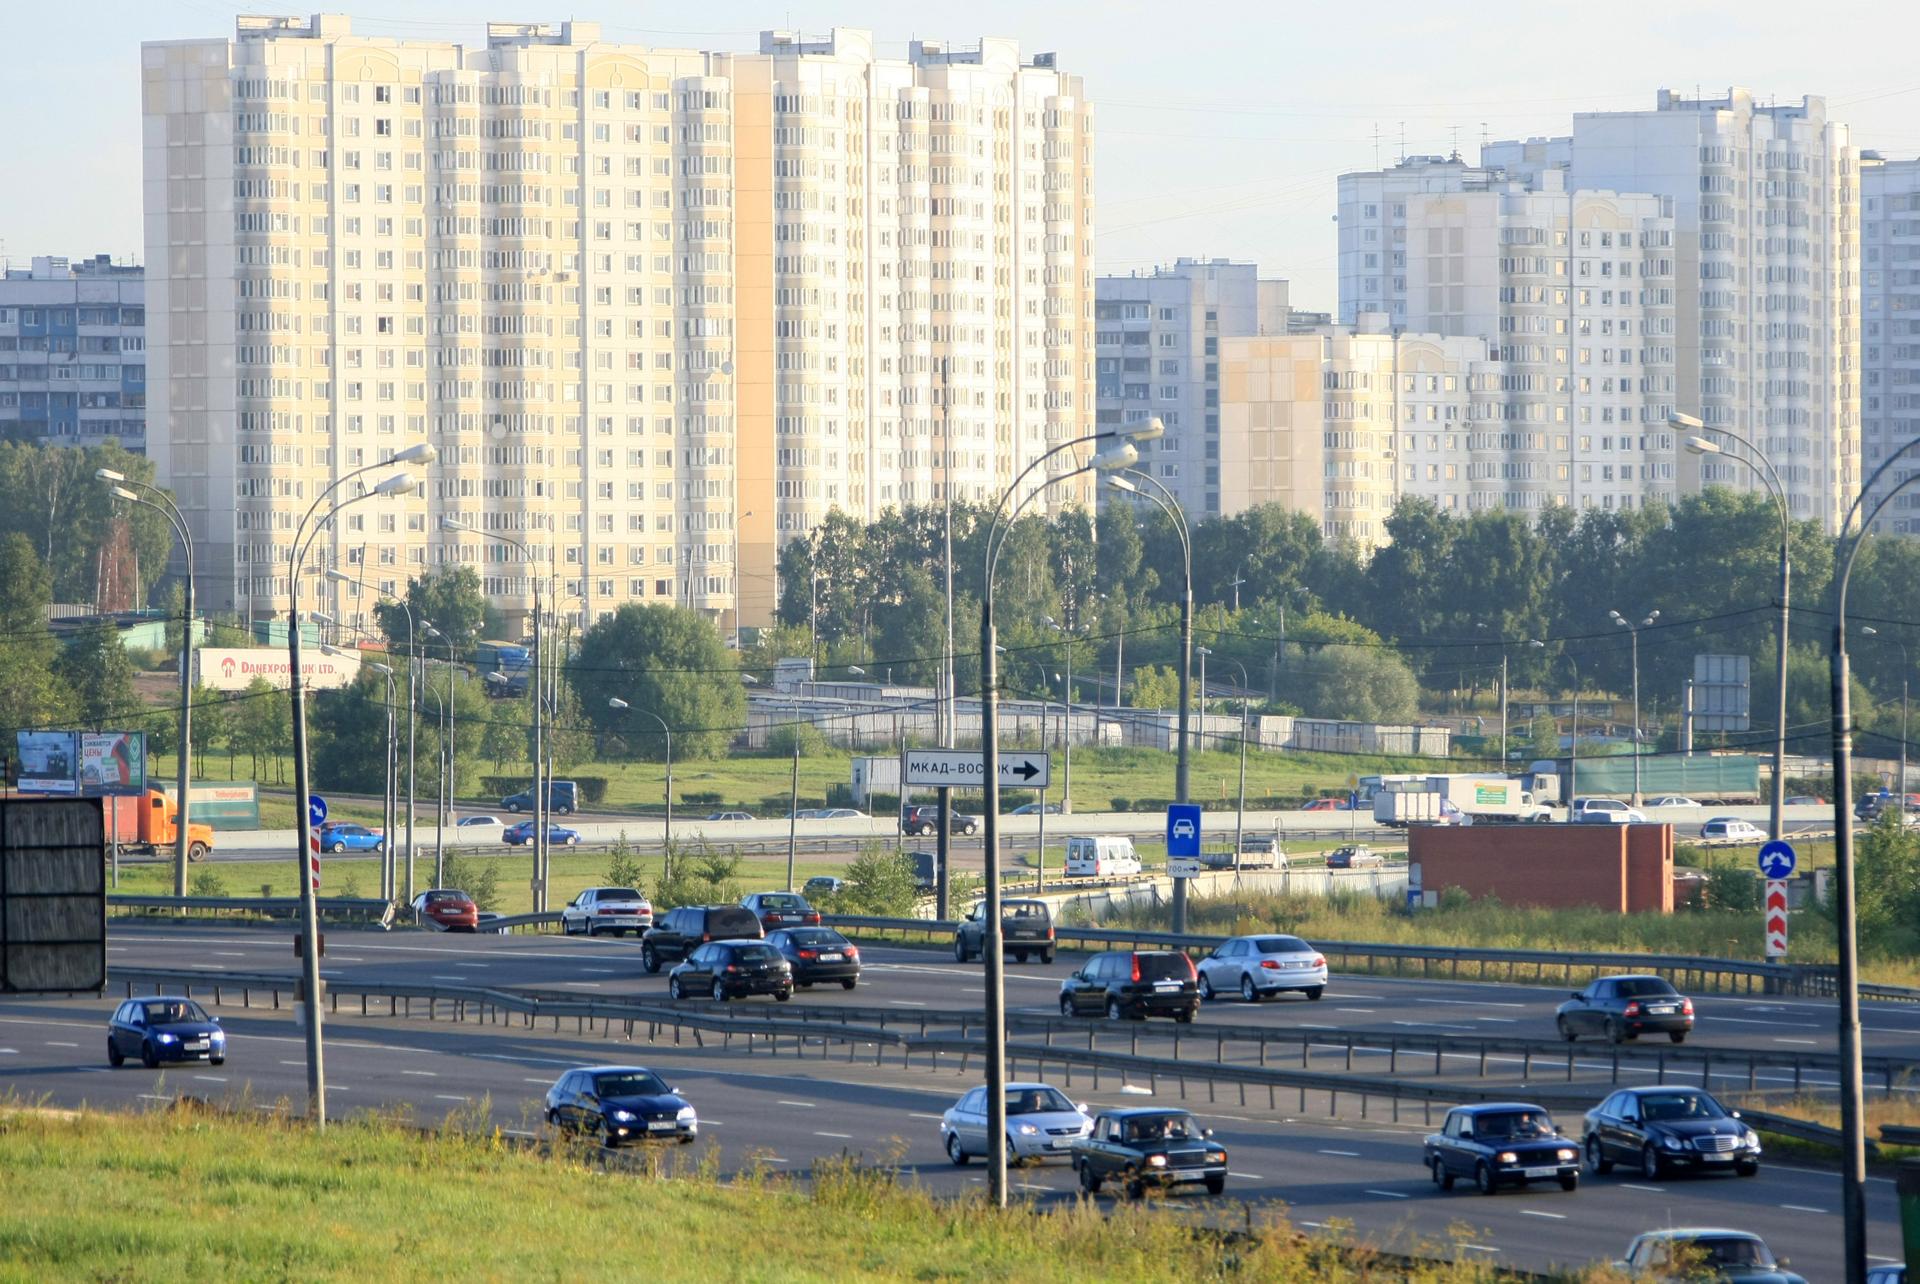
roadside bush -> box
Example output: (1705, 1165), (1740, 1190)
(652, 845), (741, 910)
(443, 855), (500, 910)
(838, 844), (919, 915)
(682, 791), (724, 807)
(763, 722), (828, 758)
(604, 835), (645, 891)
(1109, 797), (1131, 812)
(188, 866), (228, 898)
(1702, 865), (1761, 913)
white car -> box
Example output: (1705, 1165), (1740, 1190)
(457, 815), (503, 830)
(1196, 934), (1327, 1002)
(1573, 798), (1646, 824)
(1644, 796), (1700, 809)
(1700, 817), (1767, 841)
(561, 886), (654, 937)
(940, 1082), (1091, 1165)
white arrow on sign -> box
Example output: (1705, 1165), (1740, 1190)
(902, 749), (1051, 789)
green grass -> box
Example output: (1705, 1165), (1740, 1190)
(0, 1104), (1582, 1283)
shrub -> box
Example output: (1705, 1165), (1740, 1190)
(444, 855), (501, 910)
(682, 791), (724, 807)
(604, 835), (645, 891)
(1109, 797), (1131, 813)
(652, 844), (741, 909)
(838, 844), (920, 915)
(188, 866), (228, 898)
(763, 722), (828, 758)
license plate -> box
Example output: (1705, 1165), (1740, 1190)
(819, 953), (843, 961)
(1701, 1152), (1732, 1162)
(779, 915), (799, 922)
(185, 1041), (209, 1051)
(1522, 1166), (1559, 1178)
(1648, 1004), (1676, 1014)
(1047, 1140), (1069, 1149)
(646, 1121), (675, 1131)
(1154, 982), (1181, 991)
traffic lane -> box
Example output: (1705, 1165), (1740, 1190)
(1, 997), (1887, 1278)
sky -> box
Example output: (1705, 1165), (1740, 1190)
(4, 0), (1920, 308)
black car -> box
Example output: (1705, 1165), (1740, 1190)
(667, 939), (794, 1002)
(640, 904), (764, 973)
(740, 891), (822, 931)
(1582, 1086), (1761, 1180)
(108, 996), (227, 1068)
(543, 1064), (697, 1146)
(1557, 974), (1694, 1044)
(954, 898), (1056, 963)
(1071, 1108), (1227, 1198)
(902, 804), (980, 836)
(1060, 950), (1199, 1023)
(767, 926), (861, 989)
(1423, 1103), (1580, 1195)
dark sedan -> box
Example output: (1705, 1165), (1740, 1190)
(766, 927), (861, 989)
(1424, 1103), (1580, 1195)
(502, 821), (580, 846)
(1557, 974), (1694, 1043)
(1071, 1108), (1227, 1199)
(667, 939), (794, 1002)
(543, 1064), (696, 1146)
(741, 891), (822, 931)
(1583, 1086), (1761, 1180)
(108, 996), (226, 1068)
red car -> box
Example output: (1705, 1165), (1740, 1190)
(1301, 798), (1350, 812)
(411, 888), (479, 932)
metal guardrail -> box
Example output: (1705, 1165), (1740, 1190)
(108, 894), (394, 927)
(1738, 1106), (1877, 1155)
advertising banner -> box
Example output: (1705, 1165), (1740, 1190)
(79, 732), (146, 797)
(15, 731), (78, 794)
(195, 646), (360, 693)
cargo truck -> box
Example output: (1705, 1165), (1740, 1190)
(1540, 754), (1761, 805)
(1373, 774), (1551, 827)
(104, 789), (216, 862)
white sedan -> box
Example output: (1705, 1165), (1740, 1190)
(1700, 817), (1767, 841)
(1645, 796), (1701, 809)
(941, 1082), (1091, 1166)
(1196, 933), (1328, 1002)
(560, 886), (655, 937)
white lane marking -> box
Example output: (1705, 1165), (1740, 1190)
(1476, 1017), (1518, 1023)
(1773, 1038), (1820, 1045)
(888, 1001), (929, 1007)
(777, 1100), (816, 1108)
(107, 947), (127, 952)
(0, 1048), (16, 1055)
(138, 1094), (173, 1101)
(1709, 1016), (1819, 1029)
(524, 1078), (554, 1085)
(1416, 997), (1527, 1009)
(1520, 1210), (1566, 1220)
(582, 969), (616, 975)
(435, 1095), (472, 1103)
(1317, 1149), (1360, 1157)
(193, 1075), (228, 1083)
(47, 1041), (79, 1048)
(1771, 1162), (1895, 1184)
(561, 982), (602, 988)
(431, 976), (470, 982)
(762, 1157), (789, 1164)
(1335, 1008), (1375, 1014)
(1780, 1203), (1828, 1213)
(1229, 1171), (1263, 1179)
(503, 1129), (535, 1138)
(213, 952), (246, 957)
(329, 956), (363, 962)
(1364, 1189), (1409, 1199)
(187, 964), (226, 971)
(451, 962), (490, 968)
(1460, 1245), (1500, 1253)
(909, 1113), (945, 1121)
(1390, 1020), (1479, 1032)
(1620, 1183), (1666, 1194)
(1299, 1024), (1339, 1030)
(814, 1131), (853, 1139)
(400, 1069), (437, 1077)
(280, 1060), (305, 1066)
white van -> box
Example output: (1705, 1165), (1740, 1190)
(1063, 835), (1141, 878)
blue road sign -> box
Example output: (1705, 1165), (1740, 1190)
(308, 794), (328, 827)
(1756, 839), (1797, 881)
(1166, 804), (1202, 858)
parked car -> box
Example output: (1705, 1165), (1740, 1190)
(740, 891), (822, 931)
(1614, 1229), (1801, 1281)
(1583, 1086), (1761, 1180)
(316, 821), (383, 853)
(1059, 950), (1199, 1023)
(107, 996), (225, 1068)
(1423, 1103), (1580, 1195)
(766, 926), (861, 989)
(1557, 974), (1694, 1044)
(561, 886), (654, 937)
(667, 938), (793, 1002)
(641, 904), (764, 973)
(902, 803), (980, 836)
(502, 821), (580, 846)
(1701, 816), (1766, 841)
(1009, 801), (1062, 816)
(954, 898), (1055, 963)
(457, 815), (503, 830)
(802, 875), (847, 899)
(1071, 1108), (1227, 1198)
(1574, 798), (1647, 824)
(1645, 795), (1701, 808)
(410, 888), (479, 932)
(501, 780), (579, 815)
(1784, 795), (1826, 807)
(1325, 844), (1382, 869)
(940, 1082), (1091, 1166)
(1196, 934), (1327, 1003)
(1300, 797), (1349, 812)
(543, 1064), (696, 1146)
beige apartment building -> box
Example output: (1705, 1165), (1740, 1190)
(142, 16), (1093, 635)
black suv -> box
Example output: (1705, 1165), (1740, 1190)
(1060, 951), (1199, 1022)
(902, 804), (981, 836)
(641, 904), (763, 973)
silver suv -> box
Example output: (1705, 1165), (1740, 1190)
(1572, 798), (1646, 824)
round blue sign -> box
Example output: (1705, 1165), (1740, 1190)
(308, 794), (328, 827)
(1756, 839), (1796, 881)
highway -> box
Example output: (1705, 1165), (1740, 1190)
(0, 920), (1904, 1277)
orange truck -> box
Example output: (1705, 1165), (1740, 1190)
(103, 789), (215, 862)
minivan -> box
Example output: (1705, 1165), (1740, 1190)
(1064, 835), (1141, 878)
(501, 779), (579, 815)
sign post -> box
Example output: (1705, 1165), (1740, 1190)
(903, 748), (1050, 791)
(1166, 803), (1203, 878)
(308, 795), (327, 894)
(1757, 839), (1795, 960)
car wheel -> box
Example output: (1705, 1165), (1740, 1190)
(141, 1040), (158, 1069)
(669, 976), (684, 1001)
(329, 840), (346, 853)
(557, 805), (572, 816)
(1559, 1171), (1579, 1192)
(1474, 1161), (1497, 1196)
(1204, 1174), (1226, 1196)
(775, 989), (792, 1002)
(1430, 1157), (1454, 1190)
(1668, 1031), (1687, 1044)
(642, 947), (661, 974)
(1586, 1136), (1613, 1175)
(585, 923), (598, 938)
(1639, 1144), (1663, 1181)
(1305, 986), (1324, 1001)
(1125, 1175), (1146, 1201)
(1014, 951), (1028, 963)
(711, 980), (728, 1003)
(188, 842), (210, 862)
(1735, 1159), (1759, 1178)
(1606, 1018), (1625, 1045)
(841, 979), (856, 991)
(107, 1040), (124, 1068)
(1198, 973), (1215, 1002)
(1240, 975), (1258, 1004)
(1174, 1006), (1195, 1024)
(1040, 948), (1055, 964)
(505, 803), (521, 814)
(1557, 1016), (1576, 1043)
(566, 836), (579, 846)
(211, 1056), (225, 1067)
(1077, 1159), (1101, 1195)
(1106, 997), (1125, 1022)
(947, 1132), (969, 1166)
(954, 937), (971, 963)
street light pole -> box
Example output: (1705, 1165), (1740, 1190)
(1223, 659), (1250, 873)
(326, 569), (416, 905)
(1608, 609), (1660, 807)
(1863, 627), (1909, 805)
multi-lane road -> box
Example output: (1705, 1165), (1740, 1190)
(0, 920), (1905, 1278)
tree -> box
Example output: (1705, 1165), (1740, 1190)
(1285, 643), (1420, 724)
(838, 844), (921, 915)
(379, 566), (488, 658)
(869, 565), (946, 685)
(228, 677), (292, 783)
(56, 625), (142, 729)
(1128, 664), (1181, 710)
(478, 692), (530, 773)
(308, 669), (396, 794)
(567, 604), (745, 760)
(0, 534), (72, 742)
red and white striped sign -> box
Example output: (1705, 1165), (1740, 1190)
(1764, 879), (1788, 959)
(309, 830), (322, 894)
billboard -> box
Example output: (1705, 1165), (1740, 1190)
(0, 797), (107, 994)
(16, 732), (78, 795)
(196, 646), (360, 693)
(79, 732), (146, 797)
(1693, 653), (1752, 733)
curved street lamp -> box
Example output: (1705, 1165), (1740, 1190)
(1607, 608), (1660, 807)
(609, 697), (673, 847)
(325, 568), (418, 904)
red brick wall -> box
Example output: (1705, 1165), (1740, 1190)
(1409, 824), (1675, 913)
(1624, 824), (1674, 914)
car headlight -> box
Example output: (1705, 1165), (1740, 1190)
(155, 1033), (178, 1043)
(1017, 1123), (1039, 1135)
(211, 1031), (226, 1042)
(1743, 1129), (1761, 1148)
(1147, 1154), (1167, 1168)
(677, 1106), (697, 1122)
(1208, 1150), (1227, 1162)
(1662, 1136), (1686, 1150)
(609, 1109), (635, 1122)
(1557, 1148), (1577, 1161)
(1496, 1151), (1517, 1164)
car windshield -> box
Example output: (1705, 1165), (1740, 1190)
(1254, 936), (1311, 954)
(426, 891), (470, 904)
(731, 945), (781, 963)
(602, 889), (642, 901)
(1615, 977), (1679, 998)
(1639, 1092), (1728, 1121)
(1688, 1237), (1774, 1269)
(756, 894), (804, 911)
(1005, 902), (1048, 919)
(1134, 954), (1193, 982)
(142, 1000), (208, 1024)
(593, 1071), (668, 1098)
(1124, 1114), (1201, 1142)
(1007, 1088), (1075, 1115)
(1474, 1110), (1555, 1139)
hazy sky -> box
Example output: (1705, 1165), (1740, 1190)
(5, 1), (1920, 307)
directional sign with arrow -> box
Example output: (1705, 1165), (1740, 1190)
(1756, 839), (1797, 881)
(1764, 880), (1789, 959)
(903, 748), (1050, 790)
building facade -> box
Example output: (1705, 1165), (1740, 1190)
(0, 256), (146, 450)
(143, 16), (1092, 633)
(1862, 153), (1920, 530)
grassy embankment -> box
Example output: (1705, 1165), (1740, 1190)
(0, 1103), (1603, 1283)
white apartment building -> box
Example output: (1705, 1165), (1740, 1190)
(1487, 90), (1860, 532)
(1862, 153), (1920, 530)
(1094, 258), (1287, 518)
(1336, 154), (1501, 327)
(142, 16), (1092, 633)
(0, 256), (146, 451)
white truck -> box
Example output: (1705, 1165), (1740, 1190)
(1373, 774), (1552, 827)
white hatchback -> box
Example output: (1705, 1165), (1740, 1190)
(1700, 817), (1766, 841)
(1196, 933), (1328, 1003)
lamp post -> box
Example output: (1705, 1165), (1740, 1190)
(320, 635), (399, 899)
(1679, 417), (1790, 843)
(1607, 609), (1660, 807)
(98, 471), (195, 896)
(285, 442), (434, 1128)
(610, 698), (672, 846)
(1861, 627), (1907, 804)
(421, 622), (459, 888)
(978, 419), (1160, 1210)
(1221, 659), (1251, 872)
(326, 569), (417, 905)
(1044, 614), (1078, 813)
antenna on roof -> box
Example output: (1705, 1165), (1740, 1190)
(1372, 122), (1380, 170)
(1398, 120), (1406, 164)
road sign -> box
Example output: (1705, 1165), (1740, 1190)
(1166, 804), (1202, 858)
(308, 830), (322, 894)
(308, 794), (328, 827)
(1168, 858), (1203, 879)
(1764, 879), (1789, 958)
(902, 748), (1049, 789)
(1756, 839), (1797, 881)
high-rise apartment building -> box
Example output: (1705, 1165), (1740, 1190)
(0, 255), (146, 451)
(1862, 152), (1920, 530)
(143, 16), (1092, 633)
(1336, 153), (1501, 327)
(1094, 258), (1286, 518)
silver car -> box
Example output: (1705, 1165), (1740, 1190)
(940, 1082), (1092, 1165)
(1196, 934), (1328, 1002)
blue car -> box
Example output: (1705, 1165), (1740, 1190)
(503, 821), (580, 847)
(108, 995), (226, 1068)
(317, 822), (384, 853)
(544, 1064), (696, 1146)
